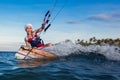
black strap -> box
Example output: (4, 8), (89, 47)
(44, 24), (51, 32)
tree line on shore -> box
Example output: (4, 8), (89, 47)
(75, 37), (120, 46)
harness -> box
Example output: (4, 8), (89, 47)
(27, 35), (44, 48)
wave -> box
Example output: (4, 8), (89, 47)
(43, 40), (120, 61)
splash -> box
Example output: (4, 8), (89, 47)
(43, 40), (120, 61)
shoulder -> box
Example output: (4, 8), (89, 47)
(33, 30), (39, 35)
(32, 30), (36, 33)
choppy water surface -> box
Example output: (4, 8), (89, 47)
(0, 41), (120, 80)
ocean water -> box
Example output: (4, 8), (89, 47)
(0, 41), (120, 80)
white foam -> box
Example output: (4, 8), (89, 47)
(43, 40), (120, 60)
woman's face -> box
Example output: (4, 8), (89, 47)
(25, 26), (32, 32)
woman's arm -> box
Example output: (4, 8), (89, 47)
(35, 23), (45, 33)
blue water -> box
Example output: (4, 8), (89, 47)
(0, 41), (120, 80)
(0, 51), (120, 80)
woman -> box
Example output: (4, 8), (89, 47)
(24, 23), (52, 49)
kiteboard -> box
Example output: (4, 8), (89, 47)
(15, 46), (57, 59)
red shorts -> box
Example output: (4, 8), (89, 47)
(36, 43), (44, 48)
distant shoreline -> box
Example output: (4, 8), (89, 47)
(75, 37), (120, 46)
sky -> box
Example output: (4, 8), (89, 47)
(0, 0), (120, 51)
